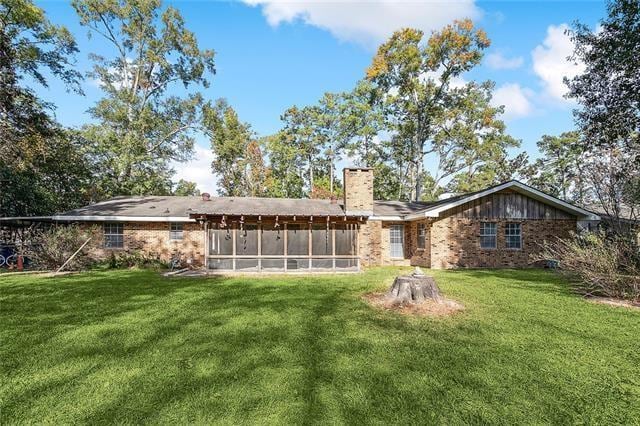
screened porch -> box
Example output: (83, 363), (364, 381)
(203, 217), (361, 272)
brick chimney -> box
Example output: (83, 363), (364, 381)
(343, 167), (374, 216)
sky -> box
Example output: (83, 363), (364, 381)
(35, 0), (607, 194)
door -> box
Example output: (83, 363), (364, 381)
(389, 224), (404, 258)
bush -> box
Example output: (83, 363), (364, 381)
(29, 225), (98, 271)
(537, 231), (640, 302)
(105, 251), (168, 270)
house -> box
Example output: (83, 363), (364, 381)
(1, 168), (599, 271)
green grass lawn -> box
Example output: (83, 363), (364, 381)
(1, 268), (639, 424)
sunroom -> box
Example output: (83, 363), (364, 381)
(197, 216), (361, 272)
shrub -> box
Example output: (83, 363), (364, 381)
(105, 251), (168, 270)
(537, 231), (640, 302)
(29, 225), (98, 271)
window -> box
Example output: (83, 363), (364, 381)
(170, 223), (183, 240)
(417, 223), (426, 249)
(480, 222), (497, 249)
(389, 224), (404, 258)
(505, 223), (522, 249)
(104, 223), (123, 249)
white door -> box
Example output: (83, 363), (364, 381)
(389, 224), (404, 258)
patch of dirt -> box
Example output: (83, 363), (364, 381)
(588, 297), (640, 310)
(363, 292), (464, 317)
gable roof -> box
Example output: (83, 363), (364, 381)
(402, 180), (600, 221)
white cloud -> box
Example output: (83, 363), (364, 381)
(171, 144), (217, 194)
(531, 23), (584, 102)
(485, 52), (524, 70)
(491, 83), (534, 120)
(242, 0), (482, 47)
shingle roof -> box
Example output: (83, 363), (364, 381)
(372, 200), (435, 216)
(50, 180), (597, 222)
(60, 195), (351, 217)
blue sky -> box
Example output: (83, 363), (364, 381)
(35, 0), (606, 193)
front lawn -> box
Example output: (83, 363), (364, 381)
(1, 268), (638, 424)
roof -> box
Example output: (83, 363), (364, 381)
(371, 186), (509, 219)
(582, 203), (637, 223)
(23, 195), (353, 222)
(402, 180), (599, 220)
(189, 196), (349, 217)
(0, 180), (600, 223)
(372, 200), (435, 217)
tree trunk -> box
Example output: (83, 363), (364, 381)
(386, 272), (443, 305)
(414, 150), (424, 202)
(329, 148), (334, 194)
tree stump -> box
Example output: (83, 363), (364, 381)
(386, 268), (443, 305)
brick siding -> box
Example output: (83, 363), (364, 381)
(429, 217), (576, 269)
(343, 168), (374, 214)
(86, 222), (205, 266)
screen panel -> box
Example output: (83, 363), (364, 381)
(209, 226), (233, 255)
(261, 224), (284, 255)
(312, 224), (332, 256)
(236, 224), (258, 255)
(335, 224), (357, 255)
(287, 224), (309, 255)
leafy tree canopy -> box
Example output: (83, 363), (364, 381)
(73, 0), (215, 197)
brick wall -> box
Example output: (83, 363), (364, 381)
(358, 220), (381, 266)
(86, 222), (205, 266)
(429, 217), (576, 269)
(343, 168), (374, 214)
(408, 219), (431, 267)
(359, 220), (411, 266)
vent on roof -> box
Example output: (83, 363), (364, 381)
(438, 192), (458, 200)
(202, 193), (211, 201)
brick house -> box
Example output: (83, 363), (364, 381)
(4, 168), (599, 271)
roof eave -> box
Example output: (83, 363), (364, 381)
(407, 181), (601, 221)
(51, 215), (196, 222)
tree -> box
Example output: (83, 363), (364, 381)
(243, 140), (273, 197)
(204, 100), (274, 197)
(366, 21), (518, 201)
(0, 0), (89, 216)
(567, 0), (640, 225)
(447, 152), (534, 195)
(261, 132), (306, 198)
(341, 80), (385, 168)
(316, 92), (350, 194)
(568, 0), (639, 151)
(73, 0), (215, 197)
(527, 132), (587, 203)
(277, 105), (327, 194)
(172, 179), (200, 196)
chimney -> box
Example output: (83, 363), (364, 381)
(343, 167), (374, 216)
(201, 192), (211, 201)
(330, 195), (338, 204)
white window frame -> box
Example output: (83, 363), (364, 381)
(170, 222), (184, 240)
(417, 223), (426, 249)
(104, 223), (124, 249)
(505, 222), (522, 250)
(389, 224), (404, 258)
(480, 222), (497, 249)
